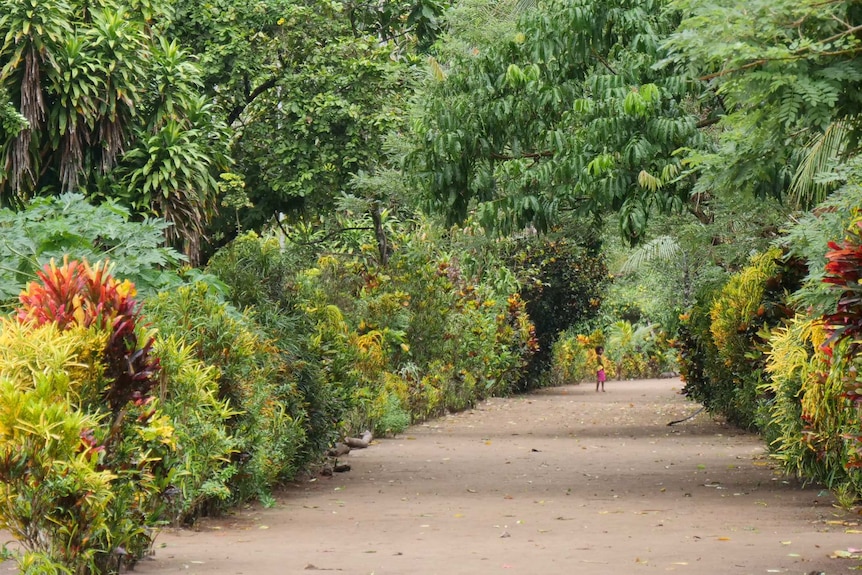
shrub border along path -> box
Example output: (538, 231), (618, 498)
(132, 379), (861, 574)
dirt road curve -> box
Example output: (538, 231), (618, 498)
(134, 379), (861, 575)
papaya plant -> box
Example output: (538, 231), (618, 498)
(0, 193), (184, 305)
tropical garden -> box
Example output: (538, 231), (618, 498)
(0, 0), (860, 571)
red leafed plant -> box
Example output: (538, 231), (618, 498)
(17, 257), (159, 412)
(823, 219), (862, 349)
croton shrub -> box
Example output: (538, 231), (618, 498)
(0, 259), (172, 574)
(291, 239), (539, 437)
(763, 215), (862, 502)
(675, 247), (804, 429)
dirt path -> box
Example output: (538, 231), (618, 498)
(134, 379), (861, 575)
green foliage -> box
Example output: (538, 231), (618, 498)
(144, 283), (307, 506)
(663, 0), (862, 204)
(551, 322), (673, 384)
(152, 336), (238, 524)
(711, 249), (781, 366)
(676, 248), (805, 428)
(0, 86), (26, 143)
(0, 193), (184, 305)
(411, 0), (703, 242)
(205, 232), (305, 329)
(18, 258), (160, 412)
(431, 0), (522, 63)
(386, 224), (539, 399)
(167, 0), (408, 235)
(549, 329), (617, 384)
(822, 218), (862, 346)
(674, 293), (729, 413)
(206, 219), (538, 441)
(763, 319), (830, 481)
(711, 247), (804, 427)
(0, 0), (227, 261)
(779, 177), (862, 315)
(605, 320), (674, 379)
(205, 232), (340, 460)
(765, 315), (862, 500)
(343, 0), (448, 51)
(755, 200), (862, 503)
(372, 386), (412, 437)
(549, 331), (589, 385)
(605, 187), (790, 331)
(0, 360), (116, 575)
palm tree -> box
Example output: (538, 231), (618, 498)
(606, 319), (655, 379)
(0, 0), (226, 262)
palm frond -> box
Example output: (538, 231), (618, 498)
(428, 56), (446, 81)
(632, 322), (654, 344)
(619, 235), (680, 275)
(513, 0), (538, 13)
(789, 120), (848, 209)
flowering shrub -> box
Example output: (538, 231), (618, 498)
(758, 212), (862, 504)
(296, 244), (538, 434)
(144, 284), (307, 508)
(503, 236), (609, 387)
(676, 248), (804, 428)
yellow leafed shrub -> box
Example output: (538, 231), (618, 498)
(0, 321), (120, 573)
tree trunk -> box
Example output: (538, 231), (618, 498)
(370, 202), (389, 267)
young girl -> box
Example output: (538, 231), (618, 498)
(595, 346), (606, 392)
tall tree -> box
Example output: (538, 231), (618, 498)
(663, 0), (862, 206)
(168, 0), (412, 242)
(408, 0), (711, 244)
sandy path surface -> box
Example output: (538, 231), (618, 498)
(131, 378), (861, 575)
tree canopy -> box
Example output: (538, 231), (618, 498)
(663, 0), (862, 206)
(167, 0), (415, 238)
(409, 0), (709, 243)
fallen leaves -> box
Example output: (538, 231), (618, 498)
(830, 548), (862, 560)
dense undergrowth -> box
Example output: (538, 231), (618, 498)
(3, 0), (862, 571)
(1, 183), (860, 575)
(0, 197), (629, 573)
(675, 184), (862, 504)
